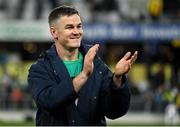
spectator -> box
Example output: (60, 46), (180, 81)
(16, 0), (59, 20)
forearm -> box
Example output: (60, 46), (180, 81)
(99, 73), (130, 118)
(73, 71), (88, 93)
(72, 44), (99, 93)
(103, 80), (130, 119)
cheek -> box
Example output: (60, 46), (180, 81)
(65, 31), (73, 37)
(80, 30), (83, 36)
(59, 31), (69, 39)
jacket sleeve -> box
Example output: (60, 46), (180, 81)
(100, 67), (130, 119)
(28, 61), (78, 111)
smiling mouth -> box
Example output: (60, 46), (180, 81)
(70, 37), (81, 39)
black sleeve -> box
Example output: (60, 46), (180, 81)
(28, 61), (78, 111)
(100, 66), (130, 119)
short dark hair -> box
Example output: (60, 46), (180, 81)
(48, 5), (80, 26)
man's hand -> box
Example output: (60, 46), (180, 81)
(113, 51), (138, 87)
(73, 44), (99, 93)
(82, 44), (99, 77)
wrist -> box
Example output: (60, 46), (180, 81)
(114, 73), (122, 79)
(81, 71), (89, 79)
(113, 74), (123, 87)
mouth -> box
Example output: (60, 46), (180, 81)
(70, 36), (81, 39)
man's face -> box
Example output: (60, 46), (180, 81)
(52, 14), (83, 50)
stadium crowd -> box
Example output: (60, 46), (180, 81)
(0, 0), (179, 23)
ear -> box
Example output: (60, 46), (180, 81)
(50, 27), (58, 40)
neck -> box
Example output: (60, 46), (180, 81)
(55, 43), (79, 61)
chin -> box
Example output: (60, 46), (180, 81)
(70, 40), (81, 47)
(73, 44), (81, 48)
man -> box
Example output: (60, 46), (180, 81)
(28, 5), (138, 126)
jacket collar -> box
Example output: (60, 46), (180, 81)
(46, 42), (92, 60)
(44, 42), (94, 79)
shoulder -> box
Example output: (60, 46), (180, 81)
(29, 46), (54, 73)
(28, 58), (47, 75)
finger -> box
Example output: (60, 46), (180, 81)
(132, 51), (138, 63)
(91, 44), (99, 56)
(123, 52), (131, 60)
(87, 44), (99, 61)
(88, 44), (99, 53)
(130, 51), (138, 64)
(92, 44), (99, 52)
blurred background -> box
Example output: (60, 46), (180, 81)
(0, 0), (180, 126)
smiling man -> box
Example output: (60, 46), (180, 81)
(28, 5), (138, 126)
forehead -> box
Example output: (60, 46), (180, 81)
(58, 14), (82, 26)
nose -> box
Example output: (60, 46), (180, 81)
(72, 28), (79, 35)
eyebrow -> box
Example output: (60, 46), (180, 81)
(65, 23), (82, 27)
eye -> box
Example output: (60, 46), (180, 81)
(77, 25), (82, 29)
(65, 25), (74, 29)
